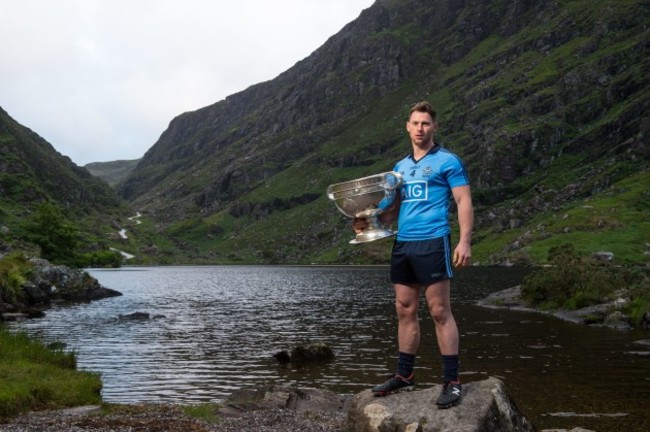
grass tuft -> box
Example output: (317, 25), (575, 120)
(0, 328), (102, 420)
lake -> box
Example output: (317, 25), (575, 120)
(7, 265), (650, 431)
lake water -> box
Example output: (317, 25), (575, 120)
(7, 265), (650, 431)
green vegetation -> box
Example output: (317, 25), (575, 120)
(19, 202), (123, 268)
(0, 253), (33, 305)
(182, 403), (221, 424)
(0, 327), (228, 423)
(22, 202), (81, 266)
(0, 328), (102, 420)
(521, 243), (649, 326)
(472, 170), (650, 266)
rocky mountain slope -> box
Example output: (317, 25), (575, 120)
(114, 0), (647, 265)
(84, 159), (140, 188)
(0, 107), (133, 258)
(0, 107), (120, 211)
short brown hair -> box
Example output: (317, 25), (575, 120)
(408, 101), (436, 121)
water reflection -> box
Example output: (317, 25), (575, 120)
(7, 265), (650, 431)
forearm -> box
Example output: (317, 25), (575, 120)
(379, 193), (401, 225)
(453, 186), (473, 245)
(457, 200), (473, 245)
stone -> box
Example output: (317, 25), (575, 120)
(21, 281), (50, 304)
(27, 258), (122, 303)
(347, 377), (534, 432)
(477, 286), (524, 308)
(603, 310), (632, 331)
(641, 311), (650, 330)
(118, 312), (151, 320)
(218, 385), (350, 418)
(274, 342), (335, 364)
(591, 251), (614, 262)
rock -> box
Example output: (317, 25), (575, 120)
(119, 312), (151, 320)
(28, 258), (122, 303)
(347, 377), (533, 432)
(274, 351), (292, 364)
(641, 311), (650, 330)
(591, 251), (614, 262)
(509, 218), (522, 229)
(218, 385), (350, 418)
(478, 286), (641, 331)
(21, 281), (51, 304)
(603, 310), (632, 331)
(118, 312), (167, 321)
(477, 286), (525, 308)
(0, 257), (124, 320)
(274, 342), (335, 364)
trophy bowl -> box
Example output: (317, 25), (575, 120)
(327, 171), (402, 244)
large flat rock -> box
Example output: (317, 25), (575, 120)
(347, 377), (534, 432)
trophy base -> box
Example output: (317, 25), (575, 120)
(350, 228), (397, 244)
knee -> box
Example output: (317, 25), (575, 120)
(429, 304), (451, 324)
(396, 300), (418, 320)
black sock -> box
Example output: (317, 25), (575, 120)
(397, 352), (415, 378)
(442, 354), (459, 382)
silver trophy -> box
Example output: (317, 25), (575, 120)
(327, 171), (403, 244)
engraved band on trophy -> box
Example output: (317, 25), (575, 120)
(326, 171), (403, 244)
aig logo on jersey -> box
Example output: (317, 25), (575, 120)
(402, 181), (428, 202)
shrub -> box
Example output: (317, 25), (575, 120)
(0, 252), (33, 304)
(622, 273), (650, 327)
(22, 202), (80, 266)
(72, 250), (123, 268)
(521, 243), (645, 310)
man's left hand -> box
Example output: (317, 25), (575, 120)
(453, 244), (471, 269)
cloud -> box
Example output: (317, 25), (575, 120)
(0, 0), (374, 165)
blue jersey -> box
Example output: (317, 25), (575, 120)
(393, 145), (469, 241)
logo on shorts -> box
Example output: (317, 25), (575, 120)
(430, 272), (444, 279)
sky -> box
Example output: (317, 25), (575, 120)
(0, 0), (375, 166)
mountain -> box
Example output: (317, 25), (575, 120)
(0, 106), (136, 259)
(0, 107), (121, 211)
(85, 159), (140, 188)
(116, 0), (648, 265)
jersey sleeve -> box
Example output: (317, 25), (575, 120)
(443, 155), (470, 188)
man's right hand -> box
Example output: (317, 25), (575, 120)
(352, 217), (367, 234)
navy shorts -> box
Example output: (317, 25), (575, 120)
(390, 236), (454, 285)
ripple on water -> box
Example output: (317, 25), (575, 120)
(6, 266), (650, 431)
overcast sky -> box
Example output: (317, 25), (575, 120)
(0, 0), (375, 166)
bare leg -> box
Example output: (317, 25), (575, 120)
(394, 283), (421, 354)
(424, 279), (458, 355)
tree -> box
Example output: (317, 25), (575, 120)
(24, 202), (80, 265)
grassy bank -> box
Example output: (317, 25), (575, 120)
(520, 243), (650, 328)
(0, 328), (102, 420)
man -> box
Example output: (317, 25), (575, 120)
(353, 101), (473, 408)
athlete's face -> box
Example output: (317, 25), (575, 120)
(406, 111), (437, 148)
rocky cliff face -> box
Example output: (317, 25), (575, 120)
(116, 0), (648, 264)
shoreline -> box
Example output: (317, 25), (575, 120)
(476, 285), (644, 332)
